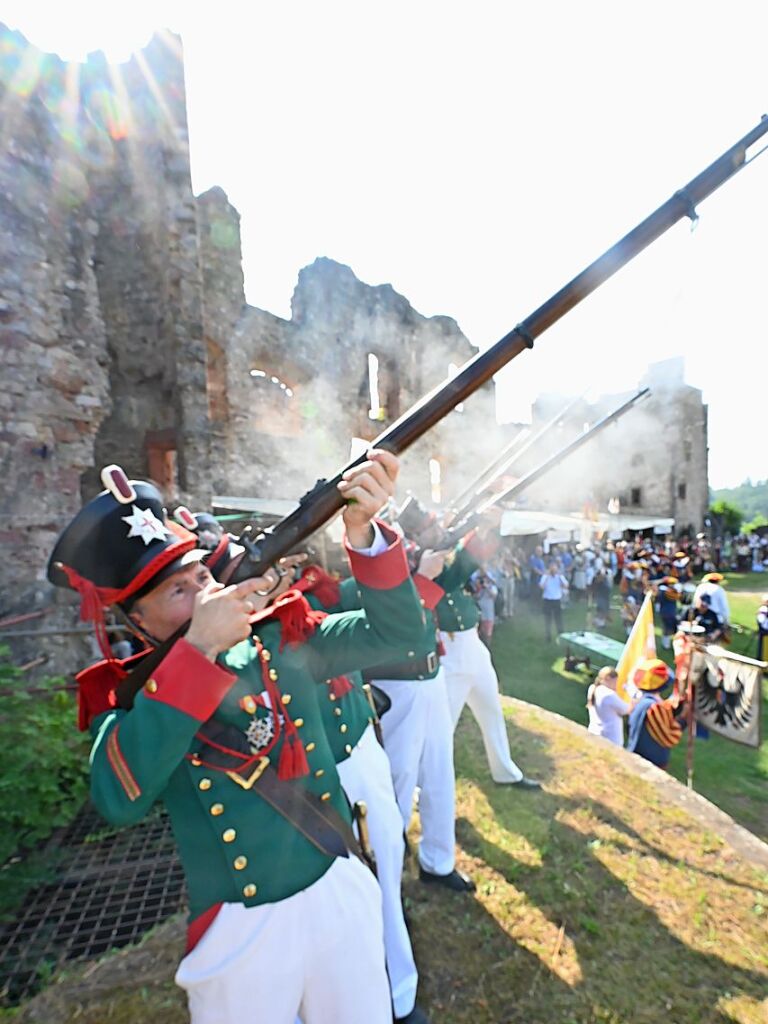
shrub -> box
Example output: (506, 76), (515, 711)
(0, 648), (89, 869)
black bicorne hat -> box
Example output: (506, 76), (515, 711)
(48, 466), (200, 657)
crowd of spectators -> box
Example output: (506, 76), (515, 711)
(465, 526), (766, 644)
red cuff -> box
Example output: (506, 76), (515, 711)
(141, 638), (237, 721)
(345, 520), (410, 590)
(414, 574), (445, 610)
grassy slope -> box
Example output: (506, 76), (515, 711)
(492, 575), (768, 841)
(10, 703), (767, 1024)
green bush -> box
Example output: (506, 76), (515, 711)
(0, 648), (89, 869)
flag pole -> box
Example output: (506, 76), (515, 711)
(684, 637), (696, 790)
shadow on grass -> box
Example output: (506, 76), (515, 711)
(438, 711), (768, 1024)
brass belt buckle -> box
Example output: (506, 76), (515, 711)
(227, 757), (270, 790)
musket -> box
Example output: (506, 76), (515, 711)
(446, 390), (588, 525)
(115, 116), (768, 707)
(436, 387), (650, 547)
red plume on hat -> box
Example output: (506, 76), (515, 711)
(48, 466), (200, 660)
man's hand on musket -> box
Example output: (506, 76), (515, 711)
(186, 576), (278, 661)
(338, 449), (399, 548)
(418, 548), (449, 581)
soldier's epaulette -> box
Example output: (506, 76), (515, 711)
(75, 649), (149, 731)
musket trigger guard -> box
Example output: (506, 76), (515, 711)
(674, 189), (699, 226)
(514, 323), (535, 349)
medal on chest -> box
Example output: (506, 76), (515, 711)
(239, 691), (284, 754)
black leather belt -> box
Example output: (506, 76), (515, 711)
(363, 649), (439, 681)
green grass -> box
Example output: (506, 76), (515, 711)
(12, 704), (768, 1024)
(491, 575), (768, 841)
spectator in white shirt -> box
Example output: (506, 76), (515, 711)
(539, 562), (569, 641)
(692, 572), (730, 627)
(586, 667), (632, 746)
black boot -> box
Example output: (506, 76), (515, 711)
(418, 866), (476, 892)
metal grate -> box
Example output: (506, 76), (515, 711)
(0, 801), (186, 1005)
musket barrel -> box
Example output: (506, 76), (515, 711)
(475, 388), (651, 514)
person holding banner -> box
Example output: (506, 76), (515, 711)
(626, 659), (687, 770)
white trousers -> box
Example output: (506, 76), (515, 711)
(374, 667), (456, 876)
(175, 856), (390, 1024)
(440, 627), (523, 783)
(337, 724), (418, 1018)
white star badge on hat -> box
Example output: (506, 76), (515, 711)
(122, 505), (172, 545)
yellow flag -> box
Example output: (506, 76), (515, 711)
(615, 591), (656, 702)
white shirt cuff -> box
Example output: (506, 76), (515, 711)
(348, 520), (388, 557)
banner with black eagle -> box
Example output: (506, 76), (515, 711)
(689, 645), (765, 749)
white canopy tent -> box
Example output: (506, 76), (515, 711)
(500, 508), (675, 539)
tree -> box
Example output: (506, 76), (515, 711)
(743, 512), (768, 533)
(709, 499), (743, 536)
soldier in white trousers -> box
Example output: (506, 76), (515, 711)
(371, 549), (475, 893)
(337, 722), (425, 1023)
(433, 525), (541, 789)
(440, 625), (538, 784)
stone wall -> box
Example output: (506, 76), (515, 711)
(0, 25), (505, 676)
(223, 257), (501, 508)
(0, 26), (213, 671)
(0, 28), (112, 667)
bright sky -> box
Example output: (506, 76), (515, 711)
(4, 1), (766, 489)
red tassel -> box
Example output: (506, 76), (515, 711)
(278, 731), (310, 779)
(296, 565), (341, 608)
(328, 675), (354, 698)
(271, 590), (327, 651)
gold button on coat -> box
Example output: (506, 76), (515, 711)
(145, 679), (158, 693)
(314, 769), (325, 778)
(223, 828), (236, 843)
(340, 724), (348, 734)
(333, 707), (342, 717)
(282, 693), (292, 704)
(210, 803), (224, 816)
(320, 792), (331, 801)
(305, 742), (316, 753)
(294, 718), (304, 728)
(199, 778), (212, 791)
(269, 669), (278, 681)
(243, 883), (257, 897)
(345, 744), (353, 755)
(234, 856), (248, 870)
(261, 650), (271, 662)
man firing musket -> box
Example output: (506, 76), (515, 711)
(47, 117), (768, 1024)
